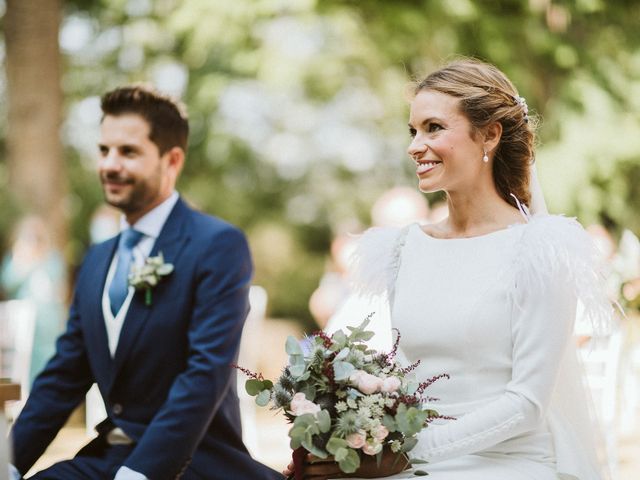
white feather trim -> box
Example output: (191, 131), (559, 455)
(348, 226), (409, 300)
(512, 214), (613, 335)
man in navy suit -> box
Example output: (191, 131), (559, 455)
(10, 86), (280, 480)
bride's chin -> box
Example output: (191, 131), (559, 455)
(417, 179), (440, 194)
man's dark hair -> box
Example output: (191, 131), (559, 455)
(101, 85), (189, 154)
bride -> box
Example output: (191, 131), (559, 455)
(285, 58), (611, 479)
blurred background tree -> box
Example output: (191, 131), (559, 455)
(1, 0), (639, 326)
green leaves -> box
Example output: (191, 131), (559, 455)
(326, 438), (360, 473)
(395, 404), (429, 438)
(288, 411), (331, 459)
(332, 360), (356, 381)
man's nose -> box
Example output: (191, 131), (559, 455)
(100, 150), (122, 170)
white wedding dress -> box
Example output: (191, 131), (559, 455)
(348, 215), (611, 480)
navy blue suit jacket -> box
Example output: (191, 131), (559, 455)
(12, 198), (280, 480)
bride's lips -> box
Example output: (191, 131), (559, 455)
(415, 160), (442, 176)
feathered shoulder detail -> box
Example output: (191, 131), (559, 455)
(348, 226), (410, 300)
(512, 214), (613, 333)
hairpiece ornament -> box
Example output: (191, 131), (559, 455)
(514, 95), (529, 123)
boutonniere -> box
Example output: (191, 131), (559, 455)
(128, 252), (174, 306)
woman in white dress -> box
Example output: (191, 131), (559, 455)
(285, 59), (610, 480)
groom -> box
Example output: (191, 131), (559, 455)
(10, 86), (280, 480)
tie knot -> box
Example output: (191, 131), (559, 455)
(120, 229), (143, 250)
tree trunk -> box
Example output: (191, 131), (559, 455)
(4, 0), (66, 251)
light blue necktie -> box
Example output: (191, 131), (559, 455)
(109, 229), (144, 315)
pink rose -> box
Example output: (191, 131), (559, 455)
(350, 370), (383, 395)
(371, 425), (389, 442)
(381, 376), (401, 393)
(346, 431), (367, 449)
(289, 392), (321, 416)
(362, 439), (383, 456)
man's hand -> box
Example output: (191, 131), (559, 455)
(283, 449), (410, 480)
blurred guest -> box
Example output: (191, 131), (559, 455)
(0, 216), (65, 386)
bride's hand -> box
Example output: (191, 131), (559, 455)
(293, 450), (410, 479)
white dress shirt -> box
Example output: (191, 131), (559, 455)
(102, 192), (179, 480)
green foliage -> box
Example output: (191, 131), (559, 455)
(2, 0), (640, 318)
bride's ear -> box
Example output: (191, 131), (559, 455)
(483, 122), (502, 153)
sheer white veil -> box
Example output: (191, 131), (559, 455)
(528, 163), (611, 480)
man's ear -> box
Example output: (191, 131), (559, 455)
(484, 122), (503, 153)
(165, 146), (185, 178)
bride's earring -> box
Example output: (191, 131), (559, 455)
(482, 150), (489, 163)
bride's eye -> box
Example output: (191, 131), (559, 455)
(428, 123), (443, 133)
(408, 127), (417, 138)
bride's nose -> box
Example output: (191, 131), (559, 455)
(407, 139), (428, 159)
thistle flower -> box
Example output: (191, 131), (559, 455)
(335, 411), (360, 437)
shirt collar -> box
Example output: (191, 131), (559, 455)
(119, 191), (180, 239)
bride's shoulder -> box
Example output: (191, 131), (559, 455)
(348, 225), (412, 298)
(513, 213), (611, 328)
(517, 213), (593, 256)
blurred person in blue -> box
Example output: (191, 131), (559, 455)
(9, 85), (279, 480)
(1, 215), (65, 385)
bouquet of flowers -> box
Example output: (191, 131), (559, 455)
(235, 315), (449, 478)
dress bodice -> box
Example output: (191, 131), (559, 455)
(394, 224), (524, 417)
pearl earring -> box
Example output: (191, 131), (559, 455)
(482, 150), (489, 163)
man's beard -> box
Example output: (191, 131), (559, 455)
(102, 175), (152, 214)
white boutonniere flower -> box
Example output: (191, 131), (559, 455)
(128, 252), (174, 306)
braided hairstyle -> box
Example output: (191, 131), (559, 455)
(414, 58), (535, 208)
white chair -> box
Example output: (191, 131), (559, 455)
(237, 285), (268, 458)
(0, 300), (37, 420)
(579, 325), (624, 477)
(0, 413), (9, 480)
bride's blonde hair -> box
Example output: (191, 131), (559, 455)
(414, 58), (536, 209)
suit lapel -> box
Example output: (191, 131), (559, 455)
(110, 199), (191, 384)
(85, 238), (118, 385)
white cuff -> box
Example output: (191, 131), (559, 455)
(9, 464), (21, 480)
(114, 466), (148, 480)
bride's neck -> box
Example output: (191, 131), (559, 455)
(442, 190), (523, 237)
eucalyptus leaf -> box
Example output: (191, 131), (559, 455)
(333, 361), (356, 381)
(410, 458), (429, 464)
(302, 438), (328, 459)
(338, 448), (360, 474)
(401, 436), (418, 453)
(334, 447), (348, 462)
(299, 384), (316, 401)
(335, 347), (350, 361)
(285, 336), (303, 355)
(316, 409), (331, 433)
(289, 362), (306, 378)
(326, 437), (348, 455)
(256, 389), (271, 407)
(245, 379), (264, 396)
(414, 470), (429, 476)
